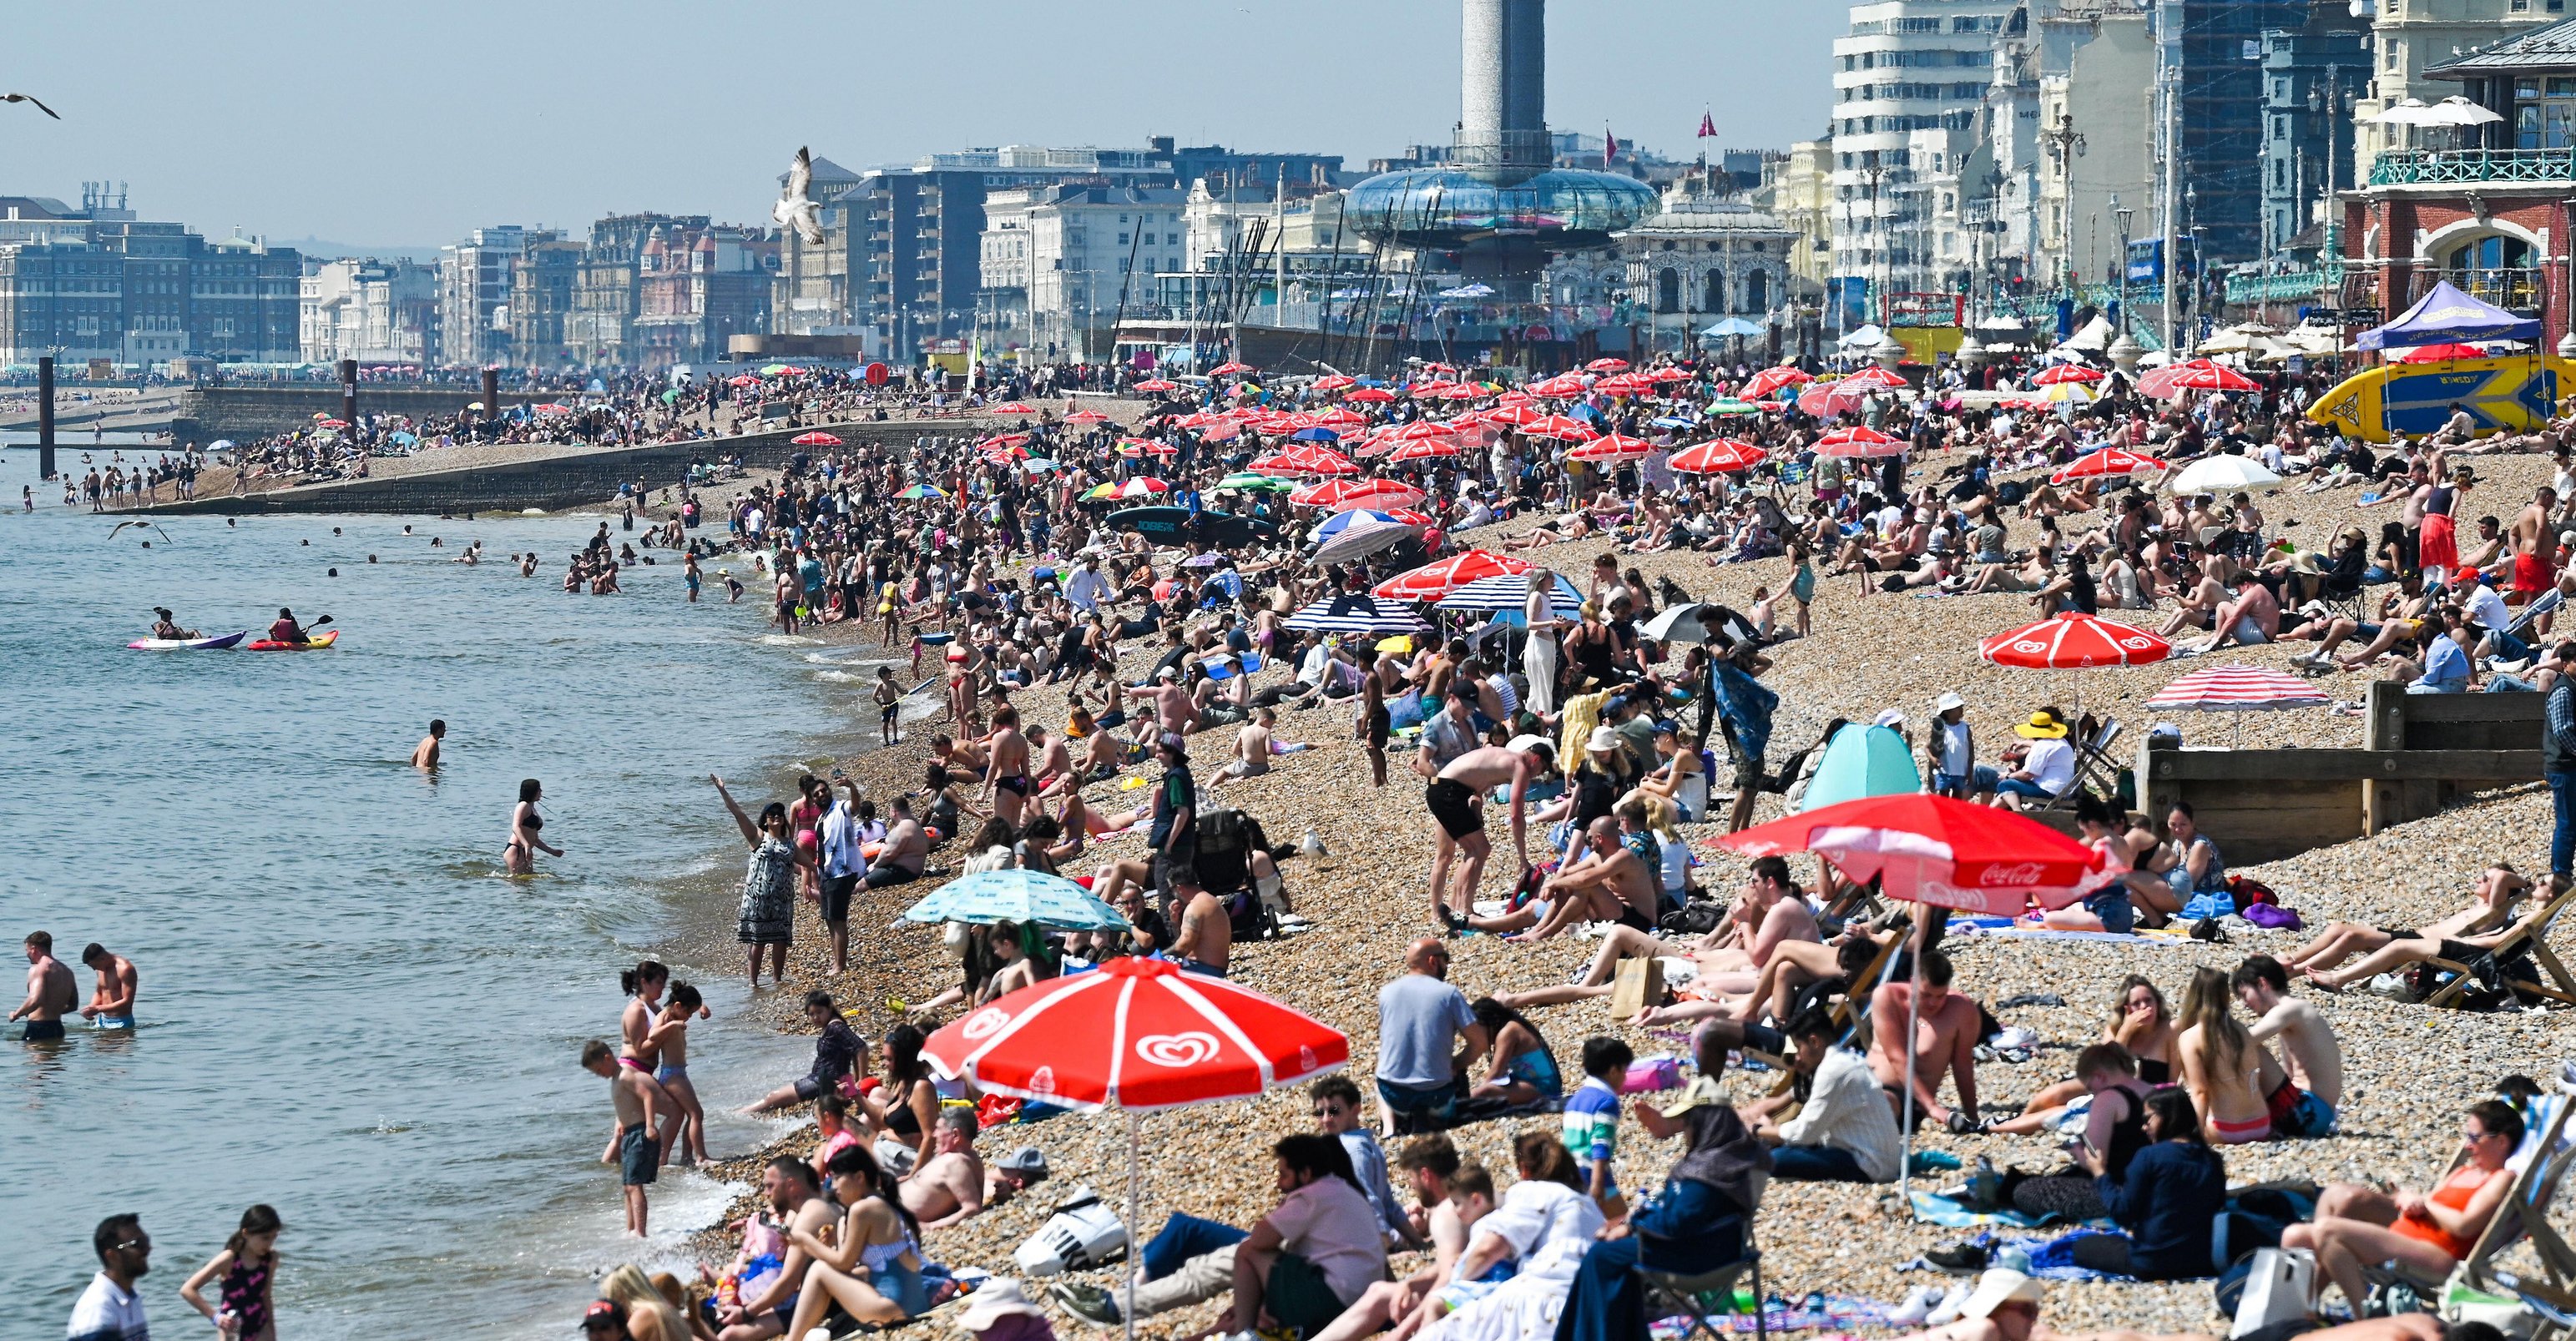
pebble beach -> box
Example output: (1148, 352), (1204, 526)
(667, 440), (2573, 1338)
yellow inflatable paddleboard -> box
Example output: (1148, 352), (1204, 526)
(2306, 354), (2576, 444)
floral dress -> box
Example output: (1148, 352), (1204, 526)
(736, 836), (798, 945)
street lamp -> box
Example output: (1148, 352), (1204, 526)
(2307, 65), (2347, 254)
(2039, 111), (2088, 290)
(2111, 196), (2143, 373)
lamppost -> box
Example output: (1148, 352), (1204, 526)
(1861, 154), (1889, 330)
(2185, 183), (2204, 355)
(2308, 64), (2347, 253)
(2039, 110), (2088, 292)
(2111, 196), (2143, 374)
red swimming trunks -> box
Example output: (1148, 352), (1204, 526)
(2514, 552), (2553, 594)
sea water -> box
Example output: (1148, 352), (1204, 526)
(0, 439), (887, 1338)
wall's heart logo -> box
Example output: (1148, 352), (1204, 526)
(962, 1006), (1011, 1041)
(1135, 1031), (1221, 1069)
(1027, 1065), (1058, 1096)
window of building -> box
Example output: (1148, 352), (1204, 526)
(2447, 234), (2531, 277)
(1661, 239), (1677, 251)
(1654, 268), (1680, 314)
(1704, 269), (1726, 311)
(1745, 270), (1770, 310)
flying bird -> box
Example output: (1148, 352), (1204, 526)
(108, 520), (172, 545)
(5, 93), (60, 118)
(774, 146), (825, 246)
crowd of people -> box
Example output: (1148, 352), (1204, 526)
(55, 337), (2576, 1340)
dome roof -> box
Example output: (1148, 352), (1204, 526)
(1622, 191), (1791, 237)
(1343, 167), (1659, 249)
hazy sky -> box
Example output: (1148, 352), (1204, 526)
(8, 2), (1842, 249)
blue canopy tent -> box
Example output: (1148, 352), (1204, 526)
(1700, 317), (1765, 339)
(2358, 280), (2540, 351)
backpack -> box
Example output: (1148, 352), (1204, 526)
(2226, 875), (2278, 907)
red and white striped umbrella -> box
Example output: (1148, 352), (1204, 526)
(1483, 403), (1546, 427)
(1841, 365), (1910, 389)
(791, 431), (844, 446)
(2144, 664), (2326, 712)
(1813, 426), (1907, 457)
(2140, 359), (2258, 398)
(1250, 444), (1359, 476)
(2030, 364), (2106, 386)
(1390, 436), (1462, 461)
(1373, 549), (1528, 600)
(2050, 447), (2165, 485)
(1741, 366), (1813, 399)
(1980, 612), (2172, 669)
(1668, 438), (1769, 475)
(1132, 379), (1179, 392)
(1565, 432), (1656, 464)
(1391, 420), (1459, 440)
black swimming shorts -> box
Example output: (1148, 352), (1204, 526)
(20, 1019), (64, 1042)
(619, 1122), (658, 1187)
(1616, 905), (1655, 933)
(821, 872), (860, 923)
(996, 774), (1029, 796)
(1425, 778), (1483, 840)
(864, 863), (922, 890)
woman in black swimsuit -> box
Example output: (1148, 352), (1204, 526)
(503, 778), (561, 876)
(867, 1024), (942, 1174)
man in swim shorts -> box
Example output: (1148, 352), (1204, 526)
(13, 930), (75, 1041)
(78, 943), (137, 1030)
(582, 1038), (660, 1236)
(1422, 738), (1557, 930)
(2512, 486), (2560, 602)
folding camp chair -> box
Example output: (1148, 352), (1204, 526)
(2508, 586), (2567, 645)
(1765, 931), (1902, 1098)
(1637, 1217), (1765, 1341)
(2425, 885), (2576, 1010)
(2046, 718), (2123, 811)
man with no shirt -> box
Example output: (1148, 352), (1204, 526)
(1505, 817), (1659, 941)
(78, 943), (137, 1030)
(410, 718), (444, 769)
(2512, 486), (2561, 609)
(902, 1108), (987, 1230)
(717, 1158), (837, 1341)
(13, 930), (75, 1042)
(1422, 739), (1556, 929)
(2232, 954), (2343, 1138)
(1868, 949), (1982, 1132)
(980, 705), (1033, 827)
(1169, 882), (1233, 978)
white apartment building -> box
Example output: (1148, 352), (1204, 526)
(978, 184), (1186, 360)
(2354, 0), (2561, 173)
(301, 258), (437, 365)
(1831, 0), (2020, 326)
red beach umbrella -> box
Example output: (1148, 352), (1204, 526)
(1741, 366), (1813, 399)
(2030, 364), (2106, 386)
(1841, 365), (1910, 389)
(1390, 436), (1463, 462)
(1209, 361), (1255, 376)
(1668, 438), (1768, 474)
(1250, 444), (1359, 476)
(1133, 378), (1179, 392)
(2144, 664), (2326, 711)
(2395, 343), (2490, 363)
(1313, 375), (1356, 392)
(990, 402), (1035, 414)
(1483, 403), (1546, 427)
(1392, 421), (1459, 440)
(1372, 549), (1528, 600)
(2049, 447), (2164, 485)
(1292, 477), (1423, 509)
(2139, 360), (2258, 398)
(1812, 426), (1906, 457)
(790, 431), (842, 446)
(1565, 432), (1656, 464)
(1979, 611), (2171, 668)
(1065, 409), (1113, 425)
(1584, 357), (1630, 372)
(1343, 387), (1396, 403)
(1527, 415), (1599, 441)
(1712, 794), (2106, 915)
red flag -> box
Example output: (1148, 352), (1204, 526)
(1698, 108), (1717, 139)
(1604, 125), (1619, 166)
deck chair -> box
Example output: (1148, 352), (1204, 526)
(2365, 1096), (2576, 1328)
(1637, 1217), (1765, 1341)
(2046, 718), (2123, 811)
(1764, 930), (1902, 1098)
(2508, 586), (2567, 644)
(2425, 884), (2576, 1010)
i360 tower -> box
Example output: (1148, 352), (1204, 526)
(1342, 0), (1658, 301)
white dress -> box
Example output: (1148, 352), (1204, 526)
(1522, 590), (1558, 714)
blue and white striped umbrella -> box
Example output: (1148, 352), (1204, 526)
(1307, 508), (1423, 543)
(902, 870), (1130, 931)
(1437, 572), (1584, 616)
(1282, 593), (1432, 635)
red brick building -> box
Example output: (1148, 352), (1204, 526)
(2338, 18), (2576, 350)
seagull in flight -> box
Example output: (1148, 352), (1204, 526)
(774, 146), (825, 246)
(5, 93), (60, 118)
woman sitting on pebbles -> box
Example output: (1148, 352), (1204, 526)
(1988, 975), (2175, 1130)
(2175, 967), (2270, 1144)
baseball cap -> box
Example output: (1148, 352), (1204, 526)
(996, 1146), (1050, 1177)
(580, 1301), (628, 1331)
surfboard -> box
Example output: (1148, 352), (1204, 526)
(2306, 354), (2576, 444)
(1103, 507), (1275, 547)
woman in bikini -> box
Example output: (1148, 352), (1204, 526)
(2176, 966), (2271, 1144)
(782, 1145), (929, 1338)
(2284, 1100), (2522, 1311)
(646, 982), (713, 1166)
(502, 778), (561, 876)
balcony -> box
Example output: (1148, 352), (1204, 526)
(2225, 267), (2336, 304)
(2367, 148), (2576, 187)
(2407, 266), (2544, 314)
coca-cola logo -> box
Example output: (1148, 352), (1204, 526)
(1135, 1031), (1221, 1069)
(1978, 862), (2049, 887)
(961, 1006), (1011, 1041)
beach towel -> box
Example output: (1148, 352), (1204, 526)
(1909, 1191), (2061, 1229)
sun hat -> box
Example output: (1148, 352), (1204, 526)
(2014, 710), (2070, 739)
(1935, 691), (1966, 713)
(1873, 708), (1907, 729)
(1586, 726), (1623, 754)
(1959, 1268), (2043, 1319)
(955, 1279), (1046, 1333)
(1505, 734), (1553, 755)
(2288, 551), (2324, 576)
